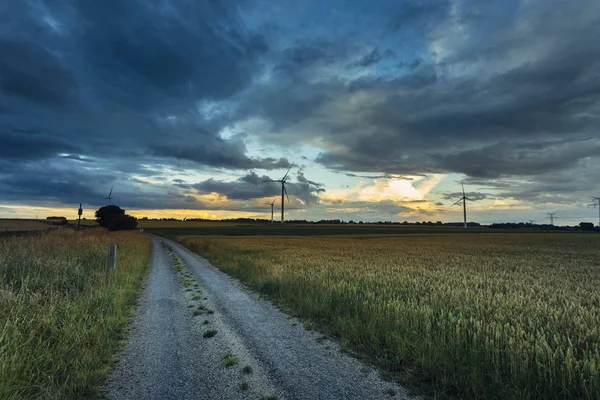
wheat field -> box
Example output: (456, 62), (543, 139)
(179, 233), (600, 399)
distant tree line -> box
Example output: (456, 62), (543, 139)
(489, 222), (599, 231)
(146, 217), (482, 226)
(135, 216), (599, 231)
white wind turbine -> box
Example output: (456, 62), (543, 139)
(451, 181), (474, 228)
(263, 164), (295, 223)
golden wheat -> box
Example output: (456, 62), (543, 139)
(180, 233), (600, 399)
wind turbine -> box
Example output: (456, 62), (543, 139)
(451, 181), (473, 228)
(263, 164), (295, 223)
(589, 197), (600, 227)
(547, 212), (557, 226)
(105, 186), (113, 205)
(269, 197), (277, 224)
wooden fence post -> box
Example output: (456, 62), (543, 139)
(106, 244), (117, 272)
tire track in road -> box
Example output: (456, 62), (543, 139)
(104, 236), (414, 400)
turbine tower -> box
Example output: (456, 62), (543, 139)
(451, 181), (473, 228)
(589, 197), (600, 227)
(269, 197), (277, 224)
(263, 164), (295, 223)
(547, 212), (557, 226)
(105, 186), (113, 205)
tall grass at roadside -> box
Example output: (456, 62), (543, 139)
(0, 229), (150, 399)
(179, 234), (600, 400)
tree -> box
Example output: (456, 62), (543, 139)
(579, 222), (595, 231)
(95, 205), (125, 228)
(95, 205), (137, 231)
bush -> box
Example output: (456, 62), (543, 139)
(47, 216), (68, 226)
(107, 215), (138, 231)
(95, 205), (137, 231)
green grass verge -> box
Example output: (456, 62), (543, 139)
(0, 229), (150, 399)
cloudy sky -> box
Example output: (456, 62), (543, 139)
(1, 0), (600, 225)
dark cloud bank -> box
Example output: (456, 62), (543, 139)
(1, 0), (599, 212)
(0, 0), (289, 208)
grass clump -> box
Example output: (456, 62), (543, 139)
(179, 276), (195, 287)
(0, 229), (150, 399)
(222, 352), (238, 368)
(203, 329), (217, 338)
(242, 365), (253, 374)
(193, 305), (213, 316)
(239, 380), (249, 391)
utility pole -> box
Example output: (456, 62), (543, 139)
(547, 213), (556, 226)
(77, 203), (83, 229)
(589, 197), (600, 227)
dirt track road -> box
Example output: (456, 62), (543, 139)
(104, 236), (413, 400)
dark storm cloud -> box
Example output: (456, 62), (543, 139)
(398, 58), (422, 70)
(352, 48), (394, 67)
(0, 0), (280, 206)
(233, 0), (600, 180)
(273, 41), (349, 81)
(71, 0), (268, 107)
(194, 171), (324, 204)
(194, 172), (280, 201)
(387, 0), (449, 31)
(0, 164), (112, 205)
(0, 39), (77, 105)
(0, 130), (78, 160)
(0, 157), (213, 210)
(152, 139), (291, 170)
(57, 154), (94, 163)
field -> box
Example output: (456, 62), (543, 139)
(0, 218), (56, 232)
(140, 220), (545, 237)
(0, 229), (150, 398)
(173, 233), (600, 399)
(0, 218), (98, 233)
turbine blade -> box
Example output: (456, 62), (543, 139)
(284, 185), (290, 202)
(451, 199), (463, 207)
(282, 163), (295, 181)
(461, 181), (465, 197)
(108, 186), (113, 197)
(465, 197), (474, 201)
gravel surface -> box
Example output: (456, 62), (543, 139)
(104, 235), (416, 400)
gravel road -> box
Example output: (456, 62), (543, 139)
(104, 236), (415, 400)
